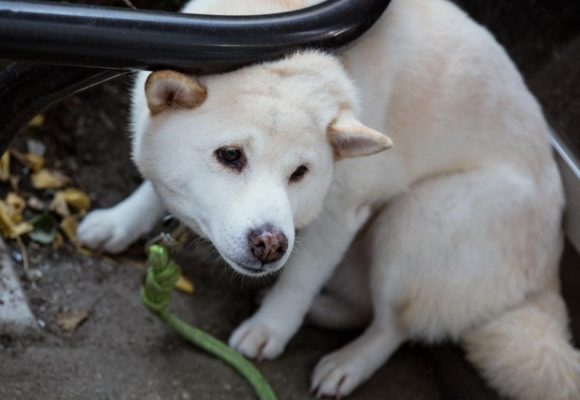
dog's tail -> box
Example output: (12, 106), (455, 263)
(462, 289), (580, 400)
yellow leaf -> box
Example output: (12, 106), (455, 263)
(49, 192), (70, 217)
(0, 199), (32, 239)
(57, 309), (89, 332)
(60, 215), (79, 245)
(0, 152), (10, 182)
(24, 153), (45, 172)
(61, 188), (91, 214)
(175, 275), (194, 294)
(12, 222), (33, 237)
(28, 114), (45, 128)
(31, 169), (69, 190)
(6, 193), (26, 220)
(10, 149), (45, 172)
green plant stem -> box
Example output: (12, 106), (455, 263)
(152, 308), (277, 400)
(141, 244), (277, 400)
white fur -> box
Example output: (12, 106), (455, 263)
(78, 0), (580, 398)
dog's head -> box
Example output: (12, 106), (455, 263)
(132, 51), (392, 276)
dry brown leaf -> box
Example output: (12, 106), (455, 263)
(0, 194), (33, 239)
(28, 114), (45, 128)
(60, 215), (79, 245)
(52, 232), (64, 251)
(23, 153), (45, 172)
(49, 193), (70, 217)
(0, 205), (32, 238)
(50, 189), (91, 217)
(175, 275), (194, 294)
(31, 169), (70, 190)
(11, 149), (45, 172)
(6, 193), (26, 218)
(10, 221), (34, 238)
(57, 309), (89, 332)
(0, 152), (10, 182)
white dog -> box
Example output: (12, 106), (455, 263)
(78, 0), (580, 398)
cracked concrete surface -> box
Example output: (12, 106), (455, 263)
(0, 239), (37, 337)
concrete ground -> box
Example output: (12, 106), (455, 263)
(1, 1), (580, 399)
(0, 241), (577, 400)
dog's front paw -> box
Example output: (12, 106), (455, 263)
(228, 318), (288, 360)
(77, 208), (138, 253)
(311, 350), (367, 398)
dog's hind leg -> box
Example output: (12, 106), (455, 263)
(462, 288), (580, 400)
(78, 181), (165, 253)
(312, 163), (568, 398)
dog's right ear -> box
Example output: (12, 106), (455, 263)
(145, 70), (207, 115)
(328, 113), (393, 159)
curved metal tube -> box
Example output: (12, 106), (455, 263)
(0, 0), (389, 72)
(0, 0), (390, 153)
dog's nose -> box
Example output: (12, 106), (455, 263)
(248, 224), (288, 264)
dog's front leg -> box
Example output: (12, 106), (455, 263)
(229, 204), (372, 360)
(78, 181), (165, 253)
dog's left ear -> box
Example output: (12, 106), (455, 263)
(145, 70), (207, 115)
(328, 114), (393, 159)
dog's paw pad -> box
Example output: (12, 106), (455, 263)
(77, 209), (133, 253)
(228, 319), (286, 360)
(311, 352), (364, 398)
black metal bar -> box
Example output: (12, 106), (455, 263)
(0, 0), (391, 153)
(0, 0), (389, 72)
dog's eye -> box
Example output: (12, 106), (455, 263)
(215, 146), (246, 171)
(289, 165), (308, 183)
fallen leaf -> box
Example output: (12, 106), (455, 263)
(29, 213), (58, 244)
(28, 114), (45, 128)
(49, 193), (70, 217)
(175, 275), (194, 294)
(60, 215), (79, 246)
(6, 193), (26, 218)
(11, 149), (45, 172)
(31, 169), (69, 190)
(0, 152), (10, 181)
(57, 309), (89, 332)
(0, 194), (33, 239)
(2, 220), (33, 238)
(51, 189), (91, 216)
(52, 232), (64, 250)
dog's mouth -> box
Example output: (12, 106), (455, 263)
(221, 254), (281, 277)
